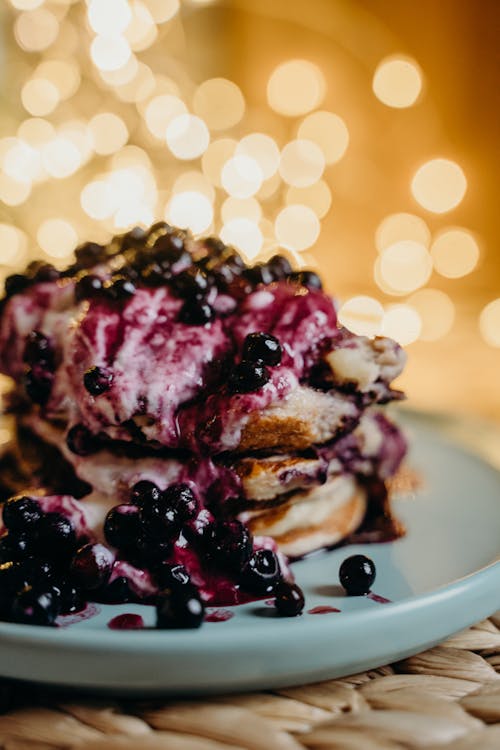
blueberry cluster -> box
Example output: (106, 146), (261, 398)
(3, 223), (323, 324)
(228, 332), (282, 394)
(0, 496), (83, 626)
(22, 330), (55, 406)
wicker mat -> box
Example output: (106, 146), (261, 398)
(0, 613), (499, 749)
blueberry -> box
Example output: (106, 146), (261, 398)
(23, 331), (53, 367)
(109, 277), (136, 300)
(0, 561), (26, 596)
(10, 586), (59, 626)
(130, 480), (161, 508)
(74, 274), (104, 303)
(163, 484), (197, 522)
(242, 332), (282, 366)
(242, 264), (275, 286)
(120, 226), (147, 250)
(83, 366), (113, 396)
(202, 520), (253, 570)
(288, 270), (322, 290)
(154, 562), (191, 589)
(179, 300), (214, 326)
(75, 241), (106, 269)
(66, 424), (98, 456)
(267, 254), (293, 279)
(70, 543), (113, 590)
(227, 360), (270, 393)
(97, 576), (134, 604)
(4, 274), (30, 298)
(51, 581), (84, 614)
(173, 267), (209, 298)
(141, 263), (167, 287)
(30, 262), (60, 283)
(104, 505), (142, 549)
(140, 497), (182, 541)
(19, 558), (57, 587)
(339, 554), (376, 595)
(35, 513), (77, 561)
(240, 549), (281, 594)
(152, 232), (187, 265)
(0, 533), (33, 561)
(24, 367), (53, 405)
(274, 581), (305, 617)
(135, 534), (172, 564)
(2, 496), (42, 532)
(156, 584), (204, 629)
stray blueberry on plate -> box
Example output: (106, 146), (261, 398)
(339, 554), (376, 595)
(242, 332), (282, 366)
(274, 581), (305, 617)
(83, 366), (113, 396)
(228, 360), (270, 394)
(156, 583), (205, 629)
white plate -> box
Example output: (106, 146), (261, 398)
(0, 412), (499, 694)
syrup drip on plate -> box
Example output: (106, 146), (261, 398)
(307, 605), (341, 615)
(205, 608), (234, 622)
(108, 613), (145, 630)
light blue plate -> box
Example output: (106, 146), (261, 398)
(0, 412), (499, 694)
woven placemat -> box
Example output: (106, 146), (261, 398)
(0, 613), (498, 749)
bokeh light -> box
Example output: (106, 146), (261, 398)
(193, 78), (245, 131)
(88, 0), (132, 35)
(145, 0), (180, 23)
(0, 225), (27, 267)
(166, 192), (213, 234)
(88, 113), (129, 155)
(37, 219), (78, 259)
(21, 79), (60, 116)
(125, 2), (158, 51)
(236, 134), (280, 180)
(378, 240), (433, 294)
(411, 158), (467, 213)
(81, 180), (115, 220)
(17, 119), (55, 146)
(201, 138), (237, 187)
(279, 140), (325, 187)
(35, 60), (81, 101)
(275, 205), (320, 251)
(42, 136), (82, 178)
(220, 218), (263, 260)
(145, 95), (187, 139)
(373, 56), (423, 108)
(267, 60), (326, 116)
(90, 35), (131, 72)
(221, 155), (263, 198)
(285, 181), (332, 219)
(431, 228), (480, 278)
(172, 171), (215, 202)
(297, 112), (349, 165)
(375, 212), (431, 252)
(408, 289), (455, 341)
(338, 296), (384, 337)
(381, 304), (422, 345)
(14, 9), (59, 51)
(165, 114), (210, 160)
(479, 299), (500, 348)
(0, 174), (31, 206)
(222, 197), (262, 224)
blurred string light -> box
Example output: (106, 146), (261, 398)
(479, 299), (500, 347)
(373, 56), (423, 108)
(411, 158), (467, 213)
(267, 60), (326, 116)
(0, 2), (489, 356)
(431, 228), (479, 278)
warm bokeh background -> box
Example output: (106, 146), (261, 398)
(0, 0), (498, 420)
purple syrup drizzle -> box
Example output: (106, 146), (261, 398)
(57, 602), (100, 628)
(107, 613), (145, 630)
(367, 592), (392, 604)
(307, 605), (341, 615)
(204, 608), (234, 622)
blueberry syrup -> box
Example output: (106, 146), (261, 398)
(204, 608), (234, 622)
(367, 592), (392, 604)
(57, 602), (100, 628)
(108, 613), (145, 630)
(307, 605), (341, 615)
